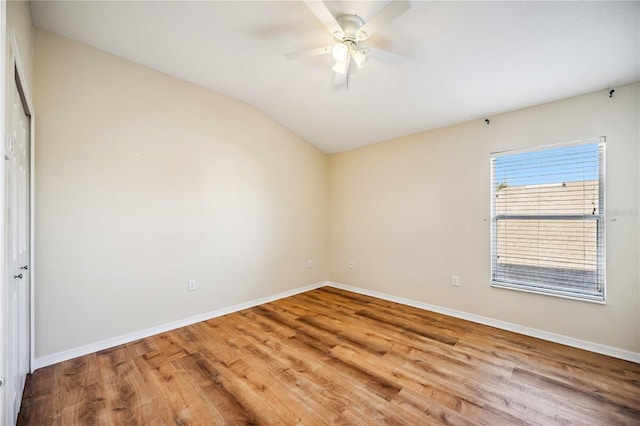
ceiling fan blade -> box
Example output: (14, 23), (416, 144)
(334, 71), (347, 86)
(285, 46), (332, 60)
(356, 0), (411, 41)
(368, 46), (406, 66)
(303, 1), (345, 39)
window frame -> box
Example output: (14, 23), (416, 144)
(490, 138), (606, 303)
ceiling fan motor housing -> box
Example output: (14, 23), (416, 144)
(336, 14), (366, 42)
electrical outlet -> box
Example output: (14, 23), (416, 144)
(188, 279), (197, 291)
(348, 261), (355, 270)
(307, 259), (313, 269)
(451, 275), (460, 286)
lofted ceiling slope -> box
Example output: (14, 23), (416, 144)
(30, 1), (640, 154)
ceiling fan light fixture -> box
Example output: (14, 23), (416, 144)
(332, 59), (349, 75)
(352, 48), (369, 70)
(332, 42), (350, 62)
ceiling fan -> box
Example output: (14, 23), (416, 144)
(286, 0), (411, 86)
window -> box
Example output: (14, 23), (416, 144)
(490, 139), (605, 302)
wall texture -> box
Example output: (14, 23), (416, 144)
(329, 83), (639, 353)
(33, 31), (329, 358)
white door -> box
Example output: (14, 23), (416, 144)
(4, 67), (30, 425)
(15, 69), (30, 419)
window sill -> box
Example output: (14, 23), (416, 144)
(490, 282), (606, 304)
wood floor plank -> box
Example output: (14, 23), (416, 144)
(18, 287), (640, 425)
(16, 368), (62, 426)
(96, 346), (161, 425)
(215, 357), (309, 424)
(131, 352), (209, 425)
(511, 366), (640, 423)
(383, 343), (599, 424)
(390, 388), (478, 426)
(176, 351), (271, 424)
(239, 317), (404, 411)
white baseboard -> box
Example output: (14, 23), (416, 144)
(34, 280), (639, 369)
(33, 281), (327, 370)
(326, 282), (640, 364)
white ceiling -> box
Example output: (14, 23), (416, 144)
(30, 1), (639, 154)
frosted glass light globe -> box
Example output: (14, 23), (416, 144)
(332, 43), (349, 61)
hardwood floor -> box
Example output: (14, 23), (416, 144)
(17, 287), (640, 425)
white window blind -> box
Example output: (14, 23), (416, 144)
(490, 139), (605, 301)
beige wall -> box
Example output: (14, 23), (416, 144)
(33, 31), (329, 358)
(329, 83), (640, 353)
